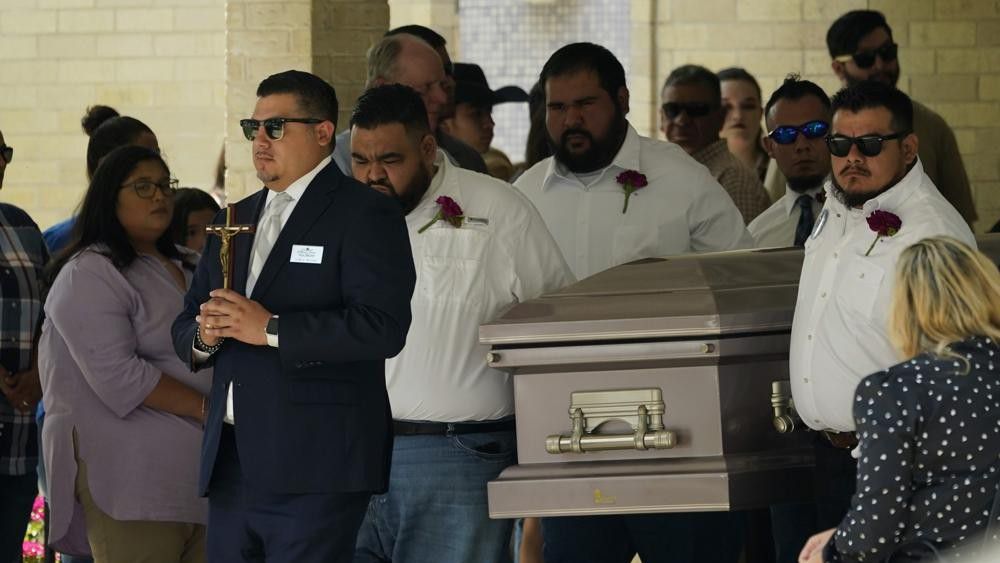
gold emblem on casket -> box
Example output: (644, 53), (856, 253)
(593, 489), (616, 505)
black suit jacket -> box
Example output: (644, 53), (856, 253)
(172, 160), (415, 496)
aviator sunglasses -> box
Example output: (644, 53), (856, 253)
(825, 132), (908, 158)
(661, 102), (713, 119)
(240, 117), (323, 141)
(767, 120), (829, 145)
(834, 42), (898, 69)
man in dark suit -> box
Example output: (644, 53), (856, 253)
(171, 70), (415, 563)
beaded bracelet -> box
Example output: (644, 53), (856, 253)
(194, 326), (225, 355)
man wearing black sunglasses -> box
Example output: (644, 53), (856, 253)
(660, 65), (771, 224)
(173, 70), (416, 563)
(788, 80), (974, 563)
(826, 9), (975, 225)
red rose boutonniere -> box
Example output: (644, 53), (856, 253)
(864, 210), (901, 256)
(616, 170), (648, 214)
(418, 195), (465, 234)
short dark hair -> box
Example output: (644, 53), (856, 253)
(86, 115), (154, 180)
(170, 187), (220, 247)
(386, 25), (446, 48)
(47, 145), (191, 285)
(826, 10), (893, 58)
(830, 80), (913, 133)
(764, 74), (832, 121)
(256, 70), (339, 126)
(539, 42), (626, 100)
(350, 84), (431, 140)
(717, 67), (762, 101)
(663, 65), (721, 105)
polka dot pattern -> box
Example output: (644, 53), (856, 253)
(824, 336), (1000, 562)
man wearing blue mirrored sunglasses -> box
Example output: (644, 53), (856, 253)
(749, 76), (832, 249)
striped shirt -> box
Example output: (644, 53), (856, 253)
(0, 203), (48, 476)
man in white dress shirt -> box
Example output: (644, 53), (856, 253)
(517, 42), (750, 563)
(515, 42), (752, 281)
(788, 80), (974, 563)
(347, 84), (574, 563)
(748, 76), (832, 248)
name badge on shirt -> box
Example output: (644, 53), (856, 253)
(290, 245), (323, 264)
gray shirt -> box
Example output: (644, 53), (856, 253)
(39, 246), (211, 554)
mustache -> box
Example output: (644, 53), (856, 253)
(560, 128), (594, 145)
(839, 164), (870, 177)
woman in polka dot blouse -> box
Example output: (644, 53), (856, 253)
(799, 236), (1000, 563)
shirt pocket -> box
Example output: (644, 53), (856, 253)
(419, 226), (488, 306)
(835, 259), (885, 319)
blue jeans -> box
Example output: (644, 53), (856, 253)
(354, 430), (515, 563)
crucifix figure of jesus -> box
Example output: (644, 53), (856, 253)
(206, 204), (256, 290)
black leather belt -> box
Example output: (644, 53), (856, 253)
(821, 430), (858, 449)
(393, 419), (515, 436)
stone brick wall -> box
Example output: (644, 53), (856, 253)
(0, 0), (225, 229)
(632, 0), (1000, 231)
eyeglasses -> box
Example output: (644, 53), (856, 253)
(239, 117), (323, 141)
(661, 102), (714, 119)
(825, 132), (908, 158)
(834, 42), (898, 69)
(122, 178), (179, 199)
(0, 145), (12, 163)
(767, 120), (830, 145)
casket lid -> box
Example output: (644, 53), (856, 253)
(480, 247), (803, 345)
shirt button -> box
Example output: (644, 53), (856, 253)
(833, 252), (838, 259)
(807, 334), (813, 341)
(820, 292), (827, 298)
(814, 419), (822, 425)
(803, 377), (809, 383)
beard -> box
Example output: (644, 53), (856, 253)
(368, 164), (434, 215)
(844, 68), (899, 88)
(548, 105), (629, 174)
(830, 172), (896, 208)
(787, 174), (827, 194)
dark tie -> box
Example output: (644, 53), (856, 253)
(793, 195), (815, 247)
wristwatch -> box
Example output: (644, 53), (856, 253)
(265, 315), (279, 347)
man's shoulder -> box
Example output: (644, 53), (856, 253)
(448, 165), (538, 218)
(747, 200), (786, 234)
(0, 203), (38, 229)
(911, 99), (952, 133)
(512, 158), (553, 192)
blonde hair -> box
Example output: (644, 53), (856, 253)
(889, 236), (1000, 360)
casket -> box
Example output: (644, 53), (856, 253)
(481, 235), (1000, 518)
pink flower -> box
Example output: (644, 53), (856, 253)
(418, 196), (465, 233)
(615, 170), (648, 214)
(864, 210), (902, 256)
(22, 540), (44, 557)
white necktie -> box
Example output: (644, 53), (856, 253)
(247, 192), (293, 293)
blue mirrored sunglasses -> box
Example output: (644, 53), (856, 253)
(767, 120), (830, 145)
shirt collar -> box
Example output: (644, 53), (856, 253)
(541, 123), (641, 191)
(781, 178), (828, 216)
(823, 159), (924, 218)
(264, 155), (331, 206)
(417, 150), (449, 210)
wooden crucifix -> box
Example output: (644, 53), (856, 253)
(205, 204), (256, 290)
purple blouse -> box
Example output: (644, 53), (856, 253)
(39, 247), (212, 555)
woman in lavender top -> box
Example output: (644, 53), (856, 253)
(39, 145), (210, 562)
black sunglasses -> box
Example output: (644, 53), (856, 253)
(825, 132), (908, 158)
(240, 117), (323, 141)
(834, 42), (898, 70)
(0, 145), (12, 163)
(767, 120), (830, 145)
(662, 102), (714, 119)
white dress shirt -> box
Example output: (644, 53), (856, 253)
(514, 124), (754, 279)
(748, 182), (826, 248)
(388, 152), (575, 422)
(194, 156), (332, 424)
(789, 160), (974, 431)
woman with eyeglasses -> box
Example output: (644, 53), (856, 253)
(798, 236), (1000, 563)
(39, 145), (209, 563)
(718, 68), (770, 184)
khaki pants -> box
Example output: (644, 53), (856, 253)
(74, 431), (206, 563)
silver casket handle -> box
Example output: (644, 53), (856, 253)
(770, 380), (801, 433)
(545, 388), (677, 454)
